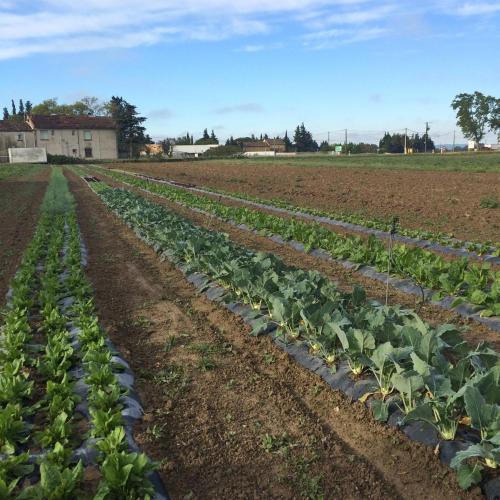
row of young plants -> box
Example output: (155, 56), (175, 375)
(86, 179), (500, 491)
(0, 168), (158, 498)
(111, 168), (500, 257)
(92, 167), (500, 318)
(0, 164), (41, 181)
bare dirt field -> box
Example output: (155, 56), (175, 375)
(107, 161), (500, 242)
(66, 169), (483, 499)
(0, 168), (49, 300)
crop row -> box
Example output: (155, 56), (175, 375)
(0, 168), (158, 498)
(86, 178), (499, 490)
(0, 164), (41, 181)
(109, 167), (500, 257)
(92, 167), (500, 318)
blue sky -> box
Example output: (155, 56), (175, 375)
(0, 0), (499, 144)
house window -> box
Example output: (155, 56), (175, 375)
(72, 149), (77, 155)
(84, 147), (93, 158)
(72, 130), (76, 136)
(40, 130), (49, 140)
(17, 133), (23, 141)
(84, 131), (92, 141)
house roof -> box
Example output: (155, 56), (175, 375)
(0, 120), (32, 132)
(266, 139), (285, 146)
(242, 141), (269, 148)
(29, 114), (116, 130)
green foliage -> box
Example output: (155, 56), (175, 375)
(106, 96), (148, 158)
(94, 167), (500, 314)
(95, 451), (156, 499)
(85, 173), (500, 491)
(293, 123), (318, 152)
(480, 196), (500, 209)
(47, 154), (83, 164)
(17, 461), (84, 500)
(451, 92), (499, 144)
(31, 96), (105, 116)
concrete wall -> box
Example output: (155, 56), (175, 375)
(0, 131), (36, 162)
(34, 129), (118, 159)
(9, 148), (47, 163)
(243, 151), (276, 157)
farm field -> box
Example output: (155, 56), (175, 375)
(1, 164), (499, 498)
(106, 155), (500, 243)
(85, 166), (500, 348)
(0, 166), (49, 298)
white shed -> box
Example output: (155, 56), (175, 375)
(172, 144), (219, 158)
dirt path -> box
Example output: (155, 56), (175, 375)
(0, 167), (49, 302)
(65, 169), (483, 499)
(92, 168), (500, 351)
(105, 162), (500, 243)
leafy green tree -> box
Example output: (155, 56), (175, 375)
(31, 98), (61, 115)
(106, 96), (148, 158)
(31, 96), (106, 116)
(25, 100), (32, 115)
(18, 99), (24, 117)
(283, 130), (292, 152)
(2, 107), (9, 120)
(293, 123), (318, 152)
(489, 98), (500, 141)
(175, 133), (193, 145)
(451, 92), (496, 147)
(319, 140), (332, 152)
(379, 132), (404, 153)
(11, 99), (16, 116)
(195, 128), (218, 145)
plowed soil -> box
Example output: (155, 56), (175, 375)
(65, 168), (485, 499)
(0, 167), (49, 302)
(105, 161), (500, 243)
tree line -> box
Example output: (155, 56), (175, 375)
(2, 99), (33, 120)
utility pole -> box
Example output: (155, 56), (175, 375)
(327, 131), (330, 145)
(344, 129), (347, 154)
(453, 130), (456, 152)
(404, 128), (407, 155)
(424, 121), (430, 153)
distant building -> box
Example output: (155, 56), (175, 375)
(141, 143), (164, 156)
(265, 139), (286, 153)
(27, 115), (117, 160)
(171, 144), (219, 158)
(0, 121), (35, 161)
(242, 139), (286, 154)
(0, 115), (118, 161)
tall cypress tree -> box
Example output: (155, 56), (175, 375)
(11, 100), (16, 116)
(18, 99), (25, 116)
(106, 96), (147, 159)
(2, 107), (9, 120)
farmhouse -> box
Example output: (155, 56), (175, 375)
(0, 121), (36, 161)
(242, 138), (286, 154)
(27, 115), (118, 160)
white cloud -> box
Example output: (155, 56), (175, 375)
(303, 26), (387, 47)
(454, 1), (500, 15)
(214, 103), (265, 114)
(0, 0), (498, 59)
